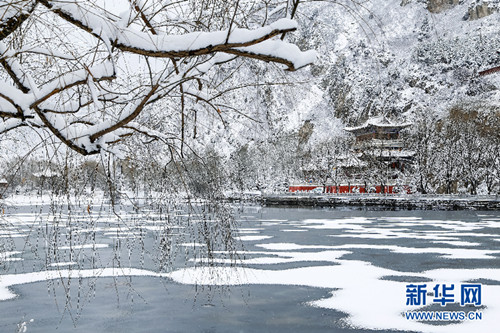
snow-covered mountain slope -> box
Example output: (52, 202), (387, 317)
(291, 0), (500, 133)
(192, 0), (499, 155)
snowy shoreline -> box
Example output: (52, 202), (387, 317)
(253, 193), (500, 210)
(2, 192), (498, 211)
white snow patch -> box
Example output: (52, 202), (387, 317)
(57, 244), (109, 250)
(49, 262), (77, 267)
(430, 240), (481, 247)
(255, 242), (500, 259)
(239, 235), (273, 242)
(0, 251), (22, 262)
(194, 250), (350, 265)
(180, 242), (206, 247)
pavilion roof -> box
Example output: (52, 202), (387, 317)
(344, 115), (411, 133)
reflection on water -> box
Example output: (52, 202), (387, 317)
(1, 197), (500, 332)
(0, 195), (241, 332)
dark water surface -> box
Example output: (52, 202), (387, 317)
(1, 202), (499, 332)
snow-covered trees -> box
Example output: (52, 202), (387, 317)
(1, 0), (499, 197)
(0, 0), (315, 156)
(407, 104), (500, 195)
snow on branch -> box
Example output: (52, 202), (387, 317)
(0, 0), (316, 156)
(228, 40), (317, 71)
(40, 1), (315, 71)
(87, 83), (160, 144)
(0, 118), (24, 134)
(33, 62), (116, 108)
(0, 1), (37, 41)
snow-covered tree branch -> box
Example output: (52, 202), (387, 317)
(0, 0), (316, 156)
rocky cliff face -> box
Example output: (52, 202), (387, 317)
(403, 0), (498, 18)
(465, 1), (499, 20)
(427, 0), (460, 13)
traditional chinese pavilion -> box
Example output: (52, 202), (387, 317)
(289, 115), (414, 194)
(344, 115), (414, 171)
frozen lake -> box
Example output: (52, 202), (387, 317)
(1, 198), (499, 332)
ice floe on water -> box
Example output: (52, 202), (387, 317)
(430, 240), (482, 247)
(0, 251), (22, 262)
(255, 242), (500, 259)
(57, 244), (109, 250)
(180, 242), (206, 247)
(192, 250), (351, 265)
(239, 235), (273, 241)
(301, 217), (374, 230)
(0, 233), (26, 238)
(237, 228), (264, 234)
(381, 217), (422, 222)
(48, 262), (77, 267)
